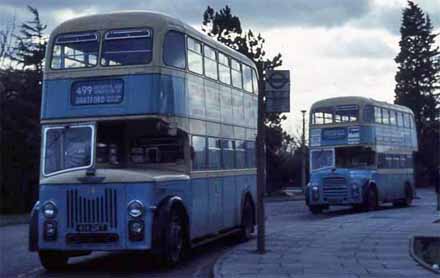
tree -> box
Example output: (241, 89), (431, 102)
(9, 5), (47, 72)
(0, 6), (46, 212)
(0, 15), (17, 69)
(202, 6), (293, 192)
(394, 1), (440, 187)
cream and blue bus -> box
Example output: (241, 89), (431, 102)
(29, 11), (258, 269)
(306, 97), (418, 214)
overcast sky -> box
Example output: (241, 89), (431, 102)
(1, 0), (439, 137)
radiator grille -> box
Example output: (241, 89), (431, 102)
(66, 188), (117, 229)
(323, 177), (348, 199)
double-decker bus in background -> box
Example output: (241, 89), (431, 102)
(306, 97), (418, 214)
(29, 11), (259, 269)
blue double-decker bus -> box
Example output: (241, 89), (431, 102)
(306, 97), (418, 214)
(29, 11), (258, 269)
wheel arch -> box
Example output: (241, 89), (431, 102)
(151, 195), (190, 255)
(365, 180), (379, 202)
(29, 201), (40, 252)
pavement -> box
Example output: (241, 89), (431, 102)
(0, 213), (28, 227)
(214, 188), (440, 278)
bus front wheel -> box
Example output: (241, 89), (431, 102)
(364, 187), (378, 211)
(38, 251), (68, 270)
(394, 184), (413, 207)
(161, 208), (187, 267)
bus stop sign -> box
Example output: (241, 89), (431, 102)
(265, 70), (291, 113)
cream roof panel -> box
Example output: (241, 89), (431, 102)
(311, 96), (413, 114)
(49, 11), (255, 69)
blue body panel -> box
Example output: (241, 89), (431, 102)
(38, 174), (256, 251)
(41, 73), (257, 129)
(310, 125), (417, 149)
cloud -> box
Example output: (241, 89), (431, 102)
(323, 28), (398, 59)
(0, 0), (372, 33)
(350, 0), (440, 35)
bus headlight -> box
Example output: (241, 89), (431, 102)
(42, 201), (57, 219)
(128, 200), (144, 218)
(311, 185), (320, 201)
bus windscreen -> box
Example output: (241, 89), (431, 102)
(44, 125), (93, 175)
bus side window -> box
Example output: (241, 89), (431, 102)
(246, 141), (256, 168)
(389, 110), (396, 126)
(222, 139), (235, 169)
(235, 140), (246, 168)
(377, 153), (385, 168)
(207, 137), (221, 169)
(403, 113), (410, 128)
(396, 112), (403, 127)
(242, 64), (253, 93)
(203, 45), (218, 80)
(218, 52), (231, 85)
(374, 106), (382, 124)
(409, 114), (415, 128)
(382, 108), (390, 125)
(231, 59), (243, 89)
(187, 37), (203, 75)
(363, 105), (374, 123)
(191, 135), (206, 170)
(163, 31), (186, 69)
(252, 69), (258, 94)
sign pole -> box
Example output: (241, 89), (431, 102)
(256, 67), (290, 254)
(256, 64), (266, 254)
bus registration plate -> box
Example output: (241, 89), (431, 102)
(76, 224), (108, 232)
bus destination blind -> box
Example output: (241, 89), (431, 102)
(71, 79), (124, 105)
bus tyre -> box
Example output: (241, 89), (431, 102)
(161, 208), (186, 267)
(239, 197), (255, 242)
(394, 184), (413, 207)
(364, 187), (378, 211)
(309, 205), (323, 214)
(38, 251), (68, 270)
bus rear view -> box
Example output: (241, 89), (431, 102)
(306, 97), (417, 214)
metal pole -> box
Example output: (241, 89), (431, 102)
(256, 64), (266, 254)
(301, 110), (307, 191)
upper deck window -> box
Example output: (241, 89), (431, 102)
(187, 37), (203, 74)
(203, 45), (218, 80)
(382, 108), (390, 125)
(389, 110), (396, 125)
(334, 105), (358, 123)
(101, 28), (153, 66)
(51, 32), (99, 69)
(374, 106), (382, 123)
(231, 59), (242, 89)
(163, 31), (186, 69)
(218, 52), (231, 84)
(252, 69), (258, 94)
(242, 64), (253, 93)
(312, 107), (333, 125)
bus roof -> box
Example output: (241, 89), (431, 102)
(49, 11), (255, 68)
(310, 96), (414, 114)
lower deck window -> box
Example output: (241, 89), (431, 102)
(335, 147), (375, 168)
